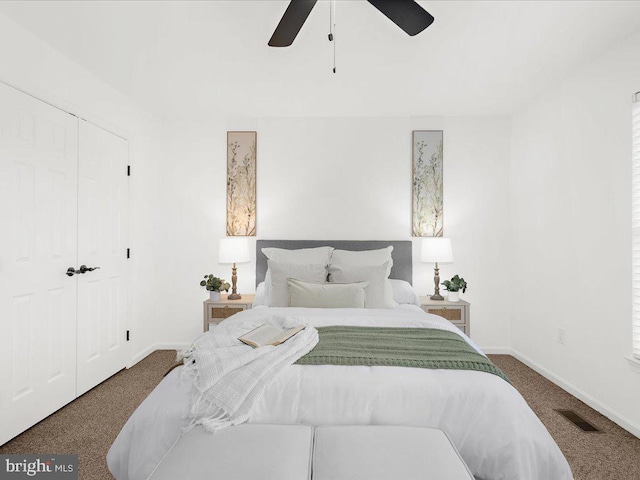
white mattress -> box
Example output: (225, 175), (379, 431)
(107, 305), (573, 480)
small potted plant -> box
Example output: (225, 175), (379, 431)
(441, 275), (467, 302)
(200, 274), (231, 301)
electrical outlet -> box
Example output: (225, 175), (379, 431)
(557, 327), (566, 345)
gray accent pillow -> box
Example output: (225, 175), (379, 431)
(328, 262), (397, 309)
(268, 261), (328, 307)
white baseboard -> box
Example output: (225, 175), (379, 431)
(479, 346), (512, 354)
(511, 349), (640, 439)
(129, 343), (190, 368)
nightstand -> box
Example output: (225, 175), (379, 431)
(203, 294), (255, 332)
(420, 297), (470, 337)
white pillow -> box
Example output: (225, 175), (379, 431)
(390, 279), (420, 305)
(268, 261), (328, 307)
(262, 246), (334, 264)
(329, 247), (395, 308)
(328, 262), (397, 309)
(262, 247), (334, 306)
(330, 246), (394, 269)
(287, 279), (368, 308)
(253, 282), (268, 307)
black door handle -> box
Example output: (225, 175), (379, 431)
(66, 265), (101, 276)
(79, 265), (100, 274)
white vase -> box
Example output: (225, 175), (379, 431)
(447, 291), (460, 302)
(209, 290), (221, 301)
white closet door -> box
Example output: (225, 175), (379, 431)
(0, 83), (78, 445)
(76, 120), (129, 396)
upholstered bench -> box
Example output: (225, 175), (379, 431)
(312, 425), (474, 480)
(149, 424), (313, 480)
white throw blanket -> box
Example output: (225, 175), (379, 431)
(178, 315), (318, 432)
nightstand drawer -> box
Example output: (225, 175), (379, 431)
(425, 307), (462, 322)
(420, 297), (470, 338)
(211, 306), (245, 319)
(203, 295), (255, 332)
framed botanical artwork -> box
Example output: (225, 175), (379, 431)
(227, 131), (257, 236)
(412, 130), (443, 237)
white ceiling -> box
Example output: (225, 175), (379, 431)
(1, 1), (640, 120)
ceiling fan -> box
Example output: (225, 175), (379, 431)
(268, 0), (435, 47)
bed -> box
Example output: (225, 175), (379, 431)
(107, 240), (573, 480)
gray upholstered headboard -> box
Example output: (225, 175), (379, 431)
(255, 240), (413, 286)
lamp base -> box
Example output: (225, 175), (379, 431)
(429, 294), (445, 301)
(228, 263), (241, 300)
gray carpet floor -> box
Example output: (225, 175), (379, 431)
(1, 351), (639, 479)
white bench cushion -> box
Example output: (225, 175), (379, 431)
(312, 426), (474, 480)
(149, 424), (313, 480)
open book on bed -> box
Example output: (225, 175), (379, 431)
(238, 324), (306, 348)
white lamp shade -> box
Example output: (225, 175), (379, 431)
(219, 238), (250, 264)
(421, 237), (453, 263)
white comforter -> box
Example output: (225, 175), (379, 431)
(107, 306), (573, 480)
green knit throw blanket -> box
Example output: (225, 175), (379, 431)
(295, 326), (509, 383)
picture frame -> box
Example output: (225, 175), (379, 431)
(412, 130), (443, 237)
(227, 131), (257, 236)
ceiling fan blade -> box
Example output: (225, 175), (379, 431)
(367, 0), (434, 36)
(268, 0), (318, 47)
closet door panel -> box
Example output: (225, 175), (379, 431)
(76, 120), (129, 396)
(0, 83), (78, 445)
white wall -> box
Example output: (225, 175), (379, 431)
(0, 14), (166, 363)
(158, 116), (512, 350)
(510, 32), (640, 435)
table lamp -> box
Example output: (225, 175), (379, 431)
(421, 237), (453, 301)
(219, 237), (250, 300)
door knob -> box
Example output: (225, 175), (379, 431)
(79, 265), (100, 274)
(66, 265), (101, 276)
